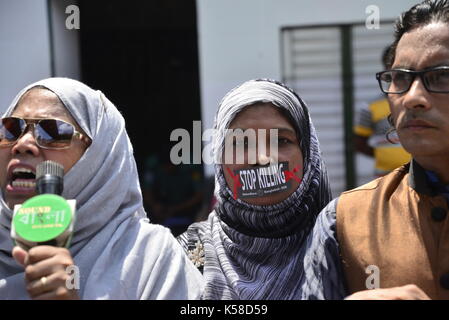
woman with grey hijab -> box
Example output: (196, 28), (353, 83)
(178, 79), (331, 299)
(0, 77), (204, 299)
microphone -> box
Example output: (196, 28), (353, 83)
(36, 160), (64, 195)
(11, 161), (76, 250)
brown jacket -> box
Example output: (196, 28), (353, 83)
(337, 160), (449, 299)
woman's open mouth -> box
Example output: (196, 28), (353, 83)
(6, 167), (36, 193)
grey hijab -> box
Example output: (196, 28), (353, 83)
(178, 79), (331, 299)
(0, 78), (204, 299)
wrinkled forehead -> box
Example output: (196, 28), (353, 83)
(228, 102), (298, 133)
(12, 87), (81, 129)
(216, 85), (305, 148)
(394, 23), (449, 69)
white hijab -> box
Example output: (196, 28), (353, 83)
(0, 78), (204, 299)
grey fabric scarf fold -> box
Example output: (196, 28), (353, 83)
(178, 79), (331, 299)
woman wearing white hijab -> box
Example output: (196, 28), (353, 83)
(0, 77), (204, 299)
(178, 79), (331, 299)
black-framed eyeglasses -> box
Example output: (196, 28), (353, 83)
(0, 117), (89, 150)
(376, 66), (449, 94)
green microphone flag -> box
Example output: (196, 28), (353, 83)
(11, 161), (76, 250)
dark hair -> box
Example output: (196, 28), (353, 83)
(382, 46), (391, 69)
(388, 0), (449, 68)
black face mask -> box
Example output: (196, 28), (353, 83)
(227, 161), (302, 200)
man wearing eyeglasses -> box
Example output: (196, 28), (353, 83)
(301, 0), (449, 300)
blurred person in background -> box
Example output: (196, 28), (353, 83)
(354, 46), (411, 177)
(143, 150), (204, 237)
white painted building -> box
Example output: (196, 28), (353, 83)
(196, 0), (418, 195)
(0, 0), (80, 113)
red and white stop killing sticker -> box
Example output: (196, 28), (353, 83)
(226, 162), (302, 200)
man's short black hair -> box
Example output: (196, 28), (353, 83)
(388, 0), (449, 68)
(382, 46), (391, 70)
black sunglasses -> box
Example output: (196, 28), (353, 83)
(376, 66), (449, 94)
(0, 117), (89, 150)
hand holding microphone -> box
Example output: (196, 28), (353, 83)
(11, 160), (79, 300)
(11, 160), (76, 250)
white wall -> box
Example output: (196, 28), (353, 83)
(0, 0), (80, 115)
(49, 0), (81, 80)
(0, 0), (52, 113)
(197, 0), (418, 175)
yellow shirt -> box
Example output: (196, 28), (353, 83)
(354, 98), (411, 173)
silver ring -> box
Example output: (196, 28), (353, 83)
(40, 276), (47, 286)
